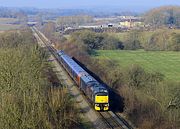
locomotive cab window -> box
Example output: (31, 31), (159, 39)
(96, 92), (108, 96)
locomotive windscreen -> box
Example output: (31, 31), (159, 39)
(95, 92), (108, 103)
(96, 92), (108, 96)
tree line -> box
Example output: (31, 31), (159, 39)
(124, 29), (180, 51)
(144, 6), (180, 28)
(65, 29), (180, 52)
(41, 21), (180, 52)
(0, 28), (81, 129)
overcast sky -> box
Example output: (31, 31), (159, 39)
(0, 0), (179, 9)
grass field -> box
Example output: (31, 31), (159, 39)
(94, 50), (180, 82)
(0, 18), (18, 24)
(0, 24), (21, 31)
(0, 18), (20, 30)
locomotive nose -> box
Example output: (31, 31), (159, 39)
(100, 104), (103, 111)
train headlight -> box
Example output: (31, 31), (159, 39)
(104, 104), (109, 107)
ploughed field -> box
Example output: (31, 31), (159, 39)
(94, 50), (180, 82)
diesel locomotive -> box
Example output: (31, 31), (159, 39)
(57, 50), (109, 111)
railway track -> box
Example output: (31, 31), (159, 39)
(99, 111), (133, 129)
(100, 111), (122, 129)
(114, 112), (133, 129)
(31, 26), (133, 129)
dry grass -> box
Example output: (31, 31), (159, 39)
(0, 18), (20, 30)
(0, 18), (18, 24)
(0, 24), (21, 31)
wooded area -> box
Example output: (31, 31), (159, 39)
(144, 6), (180, 27)
(0, 29), (80, 129)
(123, 29), (180, 51)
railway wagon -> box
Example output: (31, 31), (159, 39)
(57, 50), (109, 111)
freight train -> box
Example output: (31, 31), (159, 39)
(57, 50), (109, 111)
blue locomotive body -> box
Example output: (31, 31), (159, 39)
(57, 50), (109, 111)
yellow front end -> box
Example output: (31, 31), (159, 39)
(95, 105), (101, 111)
(94, 95), (109, 111)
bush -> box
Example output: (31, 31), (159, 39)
(125, 65), (146, 88)
(0, 29), (80, 129)
(70, 30), (124, 52)
(124, 30), (142, 50)
(101, 34), (124, 50)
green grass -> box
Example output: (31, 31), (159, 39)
(94, 50), (180, 82)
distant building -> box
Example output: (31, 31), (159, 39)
(108, 23), (113, 27)
(78, 25), (99, 29)
(119, 17), (143, 28)
(27, 22), (37, 26)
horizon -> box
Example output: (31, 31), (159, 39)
(0, 0), (179, 12)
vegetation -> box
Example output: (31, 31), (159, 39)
(144, 6), (180, 27)
(0, 18), (21, 31)
(0, 12), (27, 31)
(41, 22), (56, 38)
(71, 30), (124, 53)
(123, 30), (141, 50)
(0, 18), (18, 24)
(144, 29), (180, 51)
(1, 4), (179, 129)
(94, 50), (180, 82)
(90, 54), (179, 128)
(114, 29), (180, 51)
(0, 24), (21, 31)
(0, 29), (80, 129)
(53, 29), (180, 128)
(0, 7), (17, 18)
(64, 28), (179, 52)
(92, 50), (180, 128)
(60, 28), (180, 52)
(40, 6), (180, 128)
(57, 15), (93, 27)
